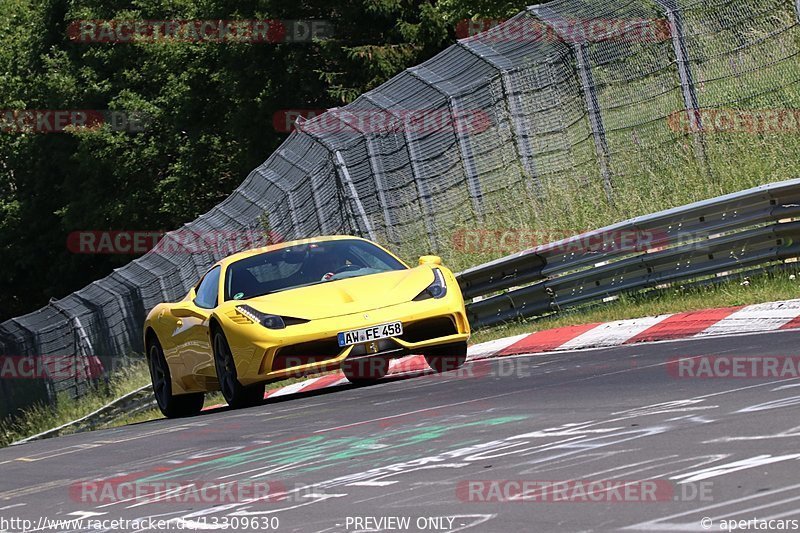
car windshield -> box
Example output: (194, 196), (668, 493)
(224, 239), (407, 301)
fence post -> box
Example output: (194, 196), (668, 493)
(257, 168), (302, 238)
(274, 144), (333, 235)
(457, 41), (542, 194)
(407, 68), (485, 221)
(529, 7), (613, 201)
(655, 0), (710, 176)
(333, 150), (377, 240)
(501, 71), (542, 193)
(364, 138), (398, 244)
(573, 42), (614, 202)
(331, 111), (398, 244)
(48, 299), (84, 399)
(298, 122), (376, 239)
(364, 93), (439, 252)
(401, 127), (440, 253)
(9, 318), (53, 403)
(74, 292), (113, 375)
(449, 95), (485, 221)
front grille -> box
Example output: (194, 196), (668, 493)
(400, 317), (457, 343)
(272, 338), (342, 371)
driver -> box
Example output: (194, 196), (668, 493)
(300, 246), (347, 282)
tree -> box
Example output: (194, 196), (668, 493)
(0, 0), (520, 321)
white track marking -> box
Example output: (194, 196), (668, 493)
(623, 482), (800, 530)
(267, 377), (322, 397)
(670, 454), (800, 483)
(557, 315), (670, 350)
(697, 301), (800, 336)
(467, 334), (529, 359)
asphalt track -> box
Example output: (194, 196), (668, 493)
(2, 330), (800, 532)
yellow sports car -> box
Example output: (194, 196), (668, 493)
(143, 236), (470, 417)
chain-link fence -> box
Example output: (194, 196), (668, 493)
(1, 0), (798, 417)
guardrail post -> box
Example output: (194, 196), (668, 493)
(364, 93), (439, 252)
(573, 43), (614, 202)
(655, 0), (710, 177)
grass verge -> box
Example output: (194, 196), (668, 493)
(0, 360), (152, 448)
(470, 268), (800, 344)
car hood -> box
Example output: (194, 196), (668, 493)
(236, 267), (435, 320)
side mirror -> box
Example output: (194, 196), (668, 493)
(418, 255), (443, 266)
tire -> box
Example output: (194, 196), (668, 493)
(213, 330), (265, 409)
(423, 342), (468, 374)
(342, 357), (388, 385)
(147, 336), (204, 418)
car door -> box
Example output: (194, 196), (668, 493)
(173, 265), (220, 384)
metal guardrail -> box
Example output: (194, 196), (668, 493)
(458, 178), (800, 328)
(10, 384), (154, 445)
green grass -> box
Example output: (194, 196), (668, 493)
(0, 360), (152, 447)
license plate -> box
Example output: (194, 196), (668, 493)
(337, 322), (403, 347)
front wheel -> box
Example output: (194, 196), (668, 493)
(147, 336), (204, 418)
(423, 342), (468, 373)
(213, 330), (265, 409)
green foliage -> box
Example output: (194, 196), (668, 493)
(0, 0), (507, 321)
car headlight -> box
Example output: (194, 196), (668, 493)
(413, 268), (448, 301)
(235, 304), (286, 329)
